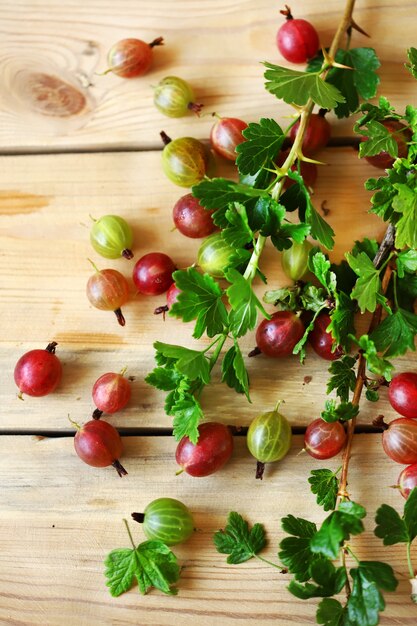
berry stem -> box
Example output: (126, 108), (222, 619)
(112, 459), (128, 477)
(123, 518), (136, 549)
(122, 248), (134, 260)
(92, 408), (103, 420)
(45, 342), (58, 353)
(160, 131), (172, 145)
(255, 461), (265, 480)
(188, 102), (204, 116)
(131, 512), (145, 524)
(114, 308), (126, 326)
(338, 228), (395, 501)
(149, 37), (164, 48)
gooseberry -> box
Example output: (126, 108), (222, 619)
(176, 422), (234, 477)
(131, 498), (194, 545)
(92, 368), (131, 419)
(132, 252), (176, 296)
(154, 282), (182, 316)
(276, 6), (319, 64)
(304, 418), (346, 459)
(106, 37), (163, 78)
(381, 417), (417, 464)
(154, 76), (203, 117)
(86, 263), (130, 326)
(197, 232), (234, 278)
(388, 373), (417, 419)
(161, 132), (210, 188)
(14, 342), (62, 397)
(210, 116), (248, 161)
(90, 214), (133, 260)
(309, 312), (343, 361)
(72, 418), (127, 477)
(173, 193), (216, 238)
(281, 240), (312, 281)
(398, 464), (417, 499)
(247, 408), (292, 479)
(254, 311), (304, 358)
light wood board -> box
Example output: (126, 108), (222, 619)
(0, 0), (416, 152)
(0, 148), (412, 432)
(0, 435), (415, 626)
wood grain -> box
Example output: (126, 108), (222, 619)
(0, 434), (415, 626)
(0, 147), (412, 432)
(0, 0), (416, 152)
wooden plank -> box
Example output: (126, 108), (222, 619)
(0, 0), (416, 151)
(1, 148), (414, 431)
(0, 434), (415, 625)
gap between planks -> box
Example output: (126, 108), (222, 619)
(0, 137), (360, 157)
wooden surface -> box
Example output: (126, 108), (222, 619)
(1, 436), (416, 626)
(0, 0), (416, 152)
(1, 1), (417, 625)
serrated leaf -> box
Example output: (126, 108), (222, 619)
(375, 503), (409, 545)
(366, 389), (379, 402)
(406, 47), (417, 79)
(309, 250), (337, 294)
(264, 63), (345, 109)
(393, 183), (417, 249)
(396, 249), (417, 278)
(328, 292), (356, 351)
(308, 469), (339, 512)
(321, 400), (359, 423)
(226, 268), (269, 337)
(346, 251), (382, 313)
(192, 178), (267, 214)
(404, 487), (417, 542)
(326, 355), (356, 402)
(306, 201), (335, 250)
(348, 568), (384, 626)
(170, 267), (228, 339)
(104, 540), (180, 598)
(370, 308), (417, 358)
(214, 511), (266, 564)
(279, 516), (320, 582)
(288, 560), (346, 599)
(316, 598), (346, 626)
(222, 203), (254, 249)
(221, 343), (250, 401)
(235, 118), (285, 175)
(145, 367), (183, 392)
(172, 395), (203, 443)
(359, 120), (398, 158)
(310, 502), (365, 560)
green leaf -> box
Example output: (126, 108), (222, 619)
(347, 562), (397, 626)
(404, 487), (417, 541)
(264, 63), (345, 109)
(221, 343), (251, 401)
(396, 249), (417, 278)
(288, 560), (346, 599)
(375, 502), (409, 546)
(104, 541), (180, 597)
(308, 469), (339, 512)
(153, 342), (210, 385)
(406, 47), (417, 79)
(171, 267), (228, 339)
(145, 367), (183, 392)
(309, 250), (337, 295)
(348, 568), (384, 626)
(396, 274), (417, 311)
(214, 512), (266, 564)
(300, 284), (328, 312)
(263, 284), (303, 311)
(192, 178), (267, 213)
(308, 48), (380, 119)
(135, 541), (180, 595)
(235, 118), (285, 175)
(310, 502), (366, 560)
(321, 400), (359, 423)
(172, 395), (203, 443)
(293, 308), (325, 363)
(226, 268), (269, 337)
(326, 355), (357, 402)
(366, 389), (379, 402)
(370, 308), (417, 358)
(393, 183), (417, 249)
(222, 203), (254, 249)
(279, 516), (320, 582)
(305, 199), (335, 250)
(105, 548), (138, 597)
(346, 252), (381, 313)
(359, 120), (398, 158)
(328, 292), (356, 351)
(352, 335), (394, 381)
(316, 598), (346, 626)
